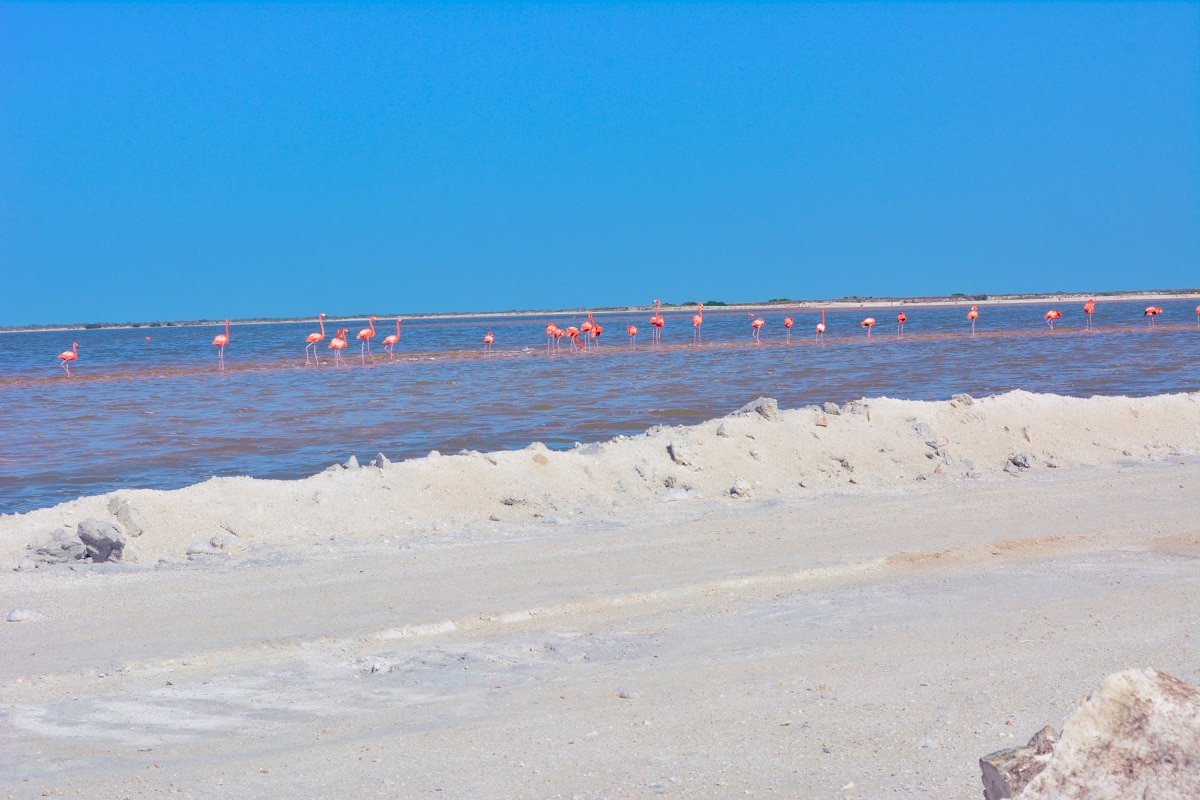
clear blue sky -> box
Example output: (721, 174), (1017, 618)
(2, 3), (1197, 325)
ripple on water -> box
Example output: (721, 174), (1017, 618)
(1, 299), (1198, 512)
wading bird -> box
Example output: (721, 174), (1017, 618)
(381, 318), (402, 360)
(861, 317), (875, 337)
(627, 324), (638, 346)
(58, 342), (78, 376)
(783, 317), (793, 342)
(967, 306), (979, 335)
(304, 313), (326, 365)
(749, 314), (764, 343)
(650, 300), (664, 345)
(816, 309), (826, 340)
(1045, 309), (1062, 330)
(580, 313), (594, 345)
(484, 331), (494, 352)
(1083, 299), (1095, 330)
(1144, 306), (1162, 327)
(212, 319), (230, 370)
(356, 316), (377, 364)
(545, 323), (560, 350)
(328, 329), (348, 366)
(896, 312), (907, 336)
(692, 303), (703, 344)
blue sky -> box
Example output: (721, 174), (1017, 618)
(1, 3), (1197, 325)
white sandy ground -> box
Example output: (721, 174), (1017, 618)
(1, 390), (1199, 799)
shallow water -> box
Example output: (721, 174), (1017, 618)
(2, 298), (1197, 514)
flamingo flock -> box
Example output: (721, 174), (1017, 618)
(50, 297), (1195, 375)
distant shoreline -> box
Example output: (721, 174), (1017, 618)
(4, 288), (1197, 334)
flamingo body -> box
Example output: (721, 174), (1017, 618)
(381, 318), (402, 360)
(58, 342), (79, 376)
(212, 319), (230, 370)
(328, 329), (348, 365)
(356, 316), (377, 364)
(304, 313), (326, 365)
(749, 314), (764, 342)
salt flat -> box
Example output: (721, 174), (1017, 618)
(2, 391), (1198, 798)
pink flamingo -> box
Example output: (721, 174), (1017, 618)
(328, 329), (348, 366)
(58, 342), (78, 376)
(692, 303), (703, 345)
(580, 313), (594, 346)
(212, 319), (229, 370)
(484, 331), (494, 352)
(815, 309), (826, 340)
(566, 327), (584, 351)
(896, 312), (907, 336)
(861, 317), (875, 337)
(1195, 304), (1199, 323)
(650, 300), (664, 345)
(627, 324), (638, 346)
(1044, 309), (1062, 330)
(545, 323), (560, 350)
(590, 320), (603, 348)
(304, 313), (326, 365)
(748, 313), (764, 343)
(381, 318), (402, 360)
(1144, 306), (1162, 328)
(967, 306), (979, 335)
(553, 327), (565, 348)
(356, 316), (377, 364)
(783, 316), (793, 343)
(1083, 299), (1095, 330)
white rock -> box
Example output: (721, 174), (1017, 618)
(1007, 668), (1200, 800)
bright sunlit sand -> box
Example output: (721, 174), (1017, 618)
(3, 390), (1199, 797)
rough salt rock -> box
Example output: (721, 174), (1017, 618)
(107, 496), (145, 537)
(735, 397), (780, 421)
(987, 668), (1200, 800)
(952, 393), (975, 406)
(912, 422), (938, 447)
(1009, 452), (1032, 470)
(30, 527), (87, 564)
(370, 452), (391, 468)
(822, 402), (841, 416)
(715, 422), (731, 438)
(667, 439), (695, 466)
(76, 519), (126, 562)
(209, 531), (245, 553)
(660, 488), (702, 503)
(6, 607), (44, 622)
(187, 541), (225, 557)
(344, 454), (360, 469)
(980, 726), (1058, 800)
(730, 478), (752, 499)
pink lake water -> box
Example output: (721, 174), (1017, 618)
(2, 298), (1197, 514)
